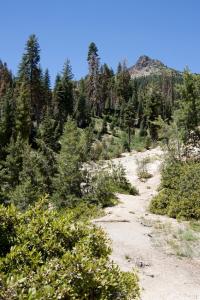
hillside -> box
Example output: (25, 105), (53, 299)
(129, 55), (180, 79)
(1, 34), (200, 299)
(95, 148), (200, 299)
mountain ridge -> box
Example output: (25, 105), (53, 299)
(129, 55), (180, 79)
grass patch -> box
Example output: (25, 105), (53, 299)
(178, 229), (198, 242)
(151, 219), (200, 258)
(189, 221), (200, 232)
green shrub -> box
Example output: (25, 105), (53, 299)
(137, 157), (152, 181)
(110, 121), (115, 131)
(150, 161), (200, 219)
(91, 141), (103, 161)
(0, 205), (18, 257)
(84, 163), (138, 207)
(131, 133), (147, 152)
(91, 135), (124, 161)
(123, 139), (130, 152)
(0, 197), (139, 299)
(110, 163), (139, 195)
(145, 135), (152, 150)
(139, 127), (147, 137)
(84, 169), (118, 207)
(65, 202), (104, 222)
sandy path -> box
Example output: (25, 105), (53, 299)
(94, 148), (200, 300)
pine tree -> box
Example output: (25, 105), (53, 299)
(8, 144), (42, 209)
(0, 60), (13, 98)
(0, 88), (15, 159)
(36, 138), (57, 194)
(82, 124), (94, 161)
(52, 74), (61, 118)
(177, 70), (199, 132)
(15, 83), (31, 140)
(132, 80), (139, 115)
(0, 135), (25, 202)
(43, 68), (52, 113)
(101, 115), (107, 135)
(17, 34), (44, 132)
(0, 61), (14, 158)
(61, 59), (74, 115)
(172, 70), (200, 148)
(52, 118), (83, 207)
(123, 98), (136, 151)
(52, 60), (74, 130)
(74, 79), (90, 127)
(115, 60), (131, 106)
(37, 111), (60, 151)
(87, 42), (100, 116)
(3, 138), (56, 209)
(145, 84), (162, 140)
(99, 64), (114, 114)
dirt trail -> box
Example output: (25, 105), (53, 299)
(94, 148), (200, 300)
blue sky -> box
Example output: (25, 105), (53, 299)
(0, 0), (200, 83)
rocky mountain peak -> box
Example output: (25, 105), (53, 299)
(135, 55), (164, 70)
(129, 55), (175, 79)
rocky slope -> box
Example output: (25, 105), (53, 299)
(94, 148), (200, 299)
(129, 55), (180, 79)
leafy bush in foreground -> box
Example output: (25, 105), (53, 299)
(150, 161), (200, 219)
(0, 197), (139, 299)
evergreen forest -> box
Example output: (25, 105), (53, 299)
(1, 34), (200, 299)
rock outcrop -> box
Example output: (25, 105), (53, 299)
(129, 55), (179, 79)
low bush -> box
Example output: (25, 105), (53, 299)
(84, 169), (118, 207)
(150, 161), (200, 219)
(131, 133), (147, 152)
(0, 205), (18, 257)
(0, 197), (140, 299)
(110, 163), (139, 195)
(84, 163), (138, 207)
(64, 202), (104, 222)
(137, 157), (152, 181)
(91, 136), (124, 161)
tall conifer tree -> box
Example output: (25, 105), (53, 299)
(17, 34), (44, 136)
(52, 60), (74, 131)
(43, 68), (52, 113)
(87, 42), (100, 115)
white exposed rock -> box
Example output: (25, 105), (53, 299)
(129, 55), (180, 79)
(94, 147), (200, 300)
